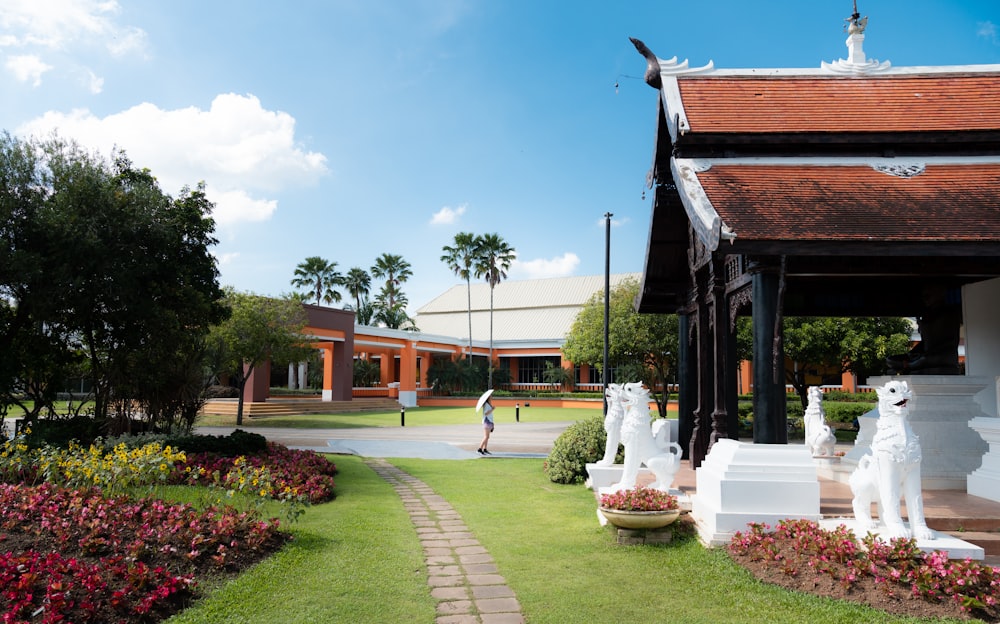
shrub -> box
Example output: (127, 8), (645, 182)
(544, 416), (622, 484)
(823, 401), (876, 424)
(147, 429), (269, 456)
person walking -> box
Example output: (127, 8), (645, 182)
(477, 391), (495, 455)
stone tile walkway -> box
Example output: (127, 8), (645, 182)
(364, 459), (525, 624)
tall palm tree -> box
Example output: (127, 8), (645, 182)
(371, 253), (412, 311)
(441, 232), (480, 362)
(342, 266), (372, 312)
(474, 233), (515, 389)
(290, 256), (342, 306)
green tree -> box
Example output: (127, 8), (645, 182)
(371, 253), (412, 312)
(784, 316), (912, 409)
(473, 233), (515, 389)
(441, 232), (480, 362)
(208, 290), (311, 426)
(342, 267), (371, 312)
(563, 278), (678, 416)
(291, 256), (343, 306)
(1, 135), (224, 432)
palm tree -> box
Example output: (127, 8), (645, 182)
(371, 253), (412, 311)
(342, 267), (372, 312)
(474, 233), (515, 389)
(441, 232), (480, 362)
(290, 256), (342, 306)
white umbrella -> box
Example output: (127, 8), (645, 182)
(476, 389), (495, 413)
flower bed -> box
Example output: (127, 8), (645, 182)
(173, 441), (338, 504)
(729, 519), (1000, 622)
(0, 482), (288, 622)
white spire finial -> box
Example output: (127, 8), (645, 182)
(822, 3), (890, 74)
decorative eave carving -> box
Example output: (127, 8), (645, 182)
(672, 158), (722, 253)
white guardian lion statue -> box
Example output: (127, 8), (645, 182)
(609, 382), (682, 492)
(849, 380), (933, 540)
(597, 383), (624, 466)
(804, 386), (837, 457)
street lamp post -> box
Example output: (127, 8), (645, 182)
(603, 212), (613, 414)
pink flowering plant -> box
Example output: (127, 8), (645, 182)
(729, 518), (1000, 621)
(0, 482), (288, 622)
(599, 486), (678, 512)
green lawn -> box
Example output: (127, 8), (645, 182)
(195, 405), (602, 428)
(168, 455), (960, 624)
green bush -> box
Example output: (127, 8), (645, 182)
(544, 416), (622, 484)
(23, 416), (106, 448)
(823, 401), (876, 424)
(108, 429), (268, 456)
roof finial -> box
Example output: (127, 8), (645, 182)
(823, 1), (888, 73)
(845, 1), (868, 35)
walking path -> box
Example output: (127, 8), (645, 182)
(365, 458), (524, 624)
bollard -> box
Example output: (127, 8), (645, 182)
(401, 406), (405, 427)
(515, 402), (520, 422)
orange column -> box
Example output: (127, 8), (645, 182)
(379, 350), (393, 387)
(312, 342), (334, 401)
(399, 341), (417, 407)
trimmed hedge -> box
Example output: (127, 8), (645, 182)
(544, 416), (623, 484)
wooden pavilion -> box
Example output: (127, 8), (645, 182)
(632, 17), (1000, 467)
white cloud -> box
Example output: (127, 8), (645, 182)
(594, 214), (630, 228)
(83, 68), (103, 94)
(215, 252), (241, 266)
(0, 0), (146, 54)
(16, 93), (329, 227)
(511, 252), (580, 279)
(978, 21), (998, 45)
(5, 54), (51, 86)
(430, 203), (467, 225)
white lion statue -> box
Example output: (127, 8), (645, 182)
(608, 382), (682, 492)
(804, 386), (837, 457)
(597, 383), (624, 466)
(849, 380), (933, 540)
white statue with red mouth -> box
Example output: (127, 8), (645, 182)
(849, 380), (933, 540)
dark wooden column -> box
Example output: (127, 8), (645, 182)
(677, 311), (696, 459)
(708, 256), (731, 446)
(750, 258), (787, 443)
(689, 267), (713, 467)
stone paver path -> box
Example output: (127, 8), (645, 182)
(365, 459), (524, 624)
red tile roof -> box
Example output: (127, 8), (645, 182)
(677, 74), (1000, 134)
(695, 162), (1000, 242)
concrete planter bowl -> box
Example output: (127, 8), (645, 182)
(598, 507), (680, 530)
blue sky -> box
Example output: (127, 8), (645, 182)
(3, 0), (999, 312)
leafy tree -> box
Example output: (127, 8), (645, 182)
(353, 295), (376, 326)
(1, 135), (224, 432)
(441, 232), (480, 362)
(563, 278), (678, 416)
(473, 233), (515, 388)
(207, 290), (312, 426)
(291, 256), (343, 306)
(342, 266), (371, 312)
(783, 316), (911, 408)
(371, 253), (411, 310)
(541, 360), (575, 390)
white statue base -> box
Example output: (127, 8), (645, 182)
(691, 439), (821, 547)
(968, 416), (1000, 502)
(586, 463), (652, 490)
(844, 376), (990, 489)
(819, 518), (984, 560)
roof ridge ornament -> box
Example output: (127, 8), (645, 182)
(872, 162), (926, 178)
(821, 2), (891, 74)
(629, 37), (714, 90)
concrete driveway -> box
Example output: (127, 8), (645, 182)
(195, 420), (572, 460)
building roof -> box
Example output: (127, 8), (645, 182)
(415, 273), (640, 343)
(636, 30), (1000, 315)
